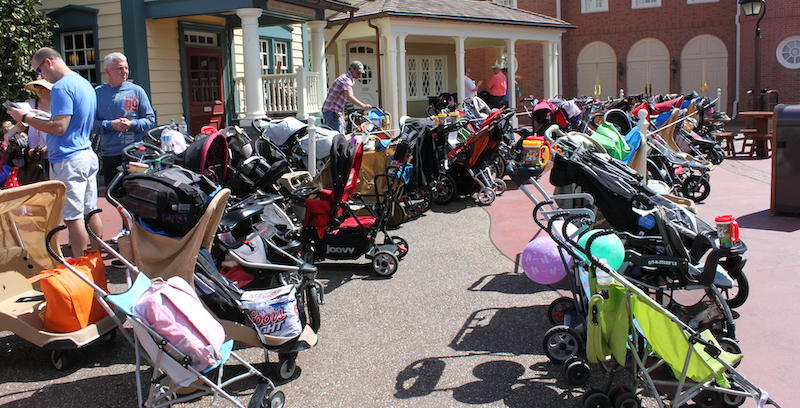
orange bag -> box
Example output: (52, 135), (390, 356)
(27, 250), (109, 333)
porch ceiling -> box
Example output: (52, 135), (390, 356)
(144, 0), (356, 22)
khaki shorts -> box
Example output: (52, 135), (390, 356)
(50, 149), (99, 221)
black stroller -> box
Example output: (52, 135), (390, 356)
(294, 134), (408, 277)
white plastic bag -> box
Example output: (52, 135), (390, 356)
(241, 285), (302, 339)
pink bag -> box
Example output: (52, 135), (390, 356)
(133, 276), (225, 372)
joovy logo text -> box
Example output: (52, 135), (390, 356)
(326, 245), (356, 254)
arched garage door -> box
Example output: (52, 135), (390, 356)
(681, 35), (728, 113)
(627, 38), (670, 96)
(577, 42), (618, 100)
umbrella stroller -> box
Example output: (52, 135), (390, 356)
(43, 223), (285, 408)
(0, 181), (125, 370)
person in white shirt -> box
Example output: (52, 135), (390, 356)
(465, 68), (482, 99)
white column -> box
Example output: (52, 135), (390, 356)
(506, 39), (516, 116)
(307, 20), (327, 109)
(398, 35), (408, 119)
(455, 37), (466, 106)
(337, 39), (348, 75)
(542, 41), (559, 99)
(386, 34), (399, 129)
(237, 8), (265, 123)
(556, 38), (563, 97)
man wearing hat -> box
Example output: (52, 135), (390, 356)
(486, 63), (507, 108)
(321, 61), (372, 134)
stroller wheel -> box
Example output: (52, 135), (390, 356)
(613, 393), (640, 408)
(301, 286), (321, 333)
(301, 243), (315, 264)
(387, 201), (406, 227)
(582, 391), (612, 408)
(50, 350), (69, 371)
(249, 382), (285, 408)
(714, 336), (742, 367)
(547, 297), (575, 326)
(389, 235), (409, 259)
(608, 384), (635, 406)
(693, 390), (722, 408)
(433, 174), (456, 205)
(681, 175), (711, 203)
(722, 269), (749, 309)
(477, 188), (495, 205)
(277, 353), (297, 380)
(492, 178), (506, 196)
(564, 358), (591, 385)
(542, 325), (583, 364)
(372, 251), (399, 277)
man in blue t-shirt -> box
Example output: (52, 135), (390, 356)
(6, 48), (102, 253)
(93, 52), (155, 188)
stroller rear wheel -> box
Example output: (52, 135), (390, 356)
(372, 251), (399, 277)
(300, 286), (321, 333)
(389, 235), (409, 259)
(583, 390), (612, 408)
(693, 390), (722, 408)
(543, 325), (583, 364)
(433, 174), (456, 205)
(564, 358), (591, 385)
(50, 350), (69, 371)
(547, 297), (576, 326)
(387, 201), (406, 227)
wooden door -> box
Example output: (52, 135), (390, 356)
(681, 35), (728, 113)
(577, 41), (618, 99)
(626, 38), (670, 96)
(186, 47), (224, 133)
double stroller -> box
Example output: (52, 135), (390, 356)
(293, 134), (408, 277)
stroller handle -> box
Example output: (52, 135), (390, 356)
(105, 170), (135, 231)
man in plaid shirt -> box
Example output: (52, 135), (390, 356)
(322, 61), (372, 134)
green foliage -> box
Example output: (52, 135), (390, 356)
(1, 0), (54, 121)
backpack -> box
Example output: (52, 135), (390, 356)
(117, 166), (220, 236)
(133, 276), (225, 371)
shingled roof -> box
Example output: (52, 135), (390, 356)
(328, 0), (574, 28)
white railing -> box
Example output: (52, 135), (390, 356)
(234, 67), (320, 118)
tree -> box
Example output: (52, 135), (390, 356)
(1, 0), (54, 121)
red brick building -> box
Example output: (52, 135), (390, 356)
(467, 0), (799, 115)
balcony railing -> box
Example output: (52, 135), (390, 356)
(235, 67), (320, 118)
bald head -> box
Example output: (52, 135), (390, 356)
(31, 47), (71, 83)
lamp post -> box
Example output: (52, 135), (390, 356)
(739, 0), (767, 110)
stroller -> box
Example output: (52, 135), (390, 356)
(0, 182), (125, 370)
(294, 134), (408, 277)
(548, 144), (745, 337)
(434, 108), (515, 205)
(45, 223), (286, 408)
(106, 162), (318, 381)
(541, 211), (780, 408)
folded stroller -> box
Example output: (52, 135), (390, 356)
(43, 223), (285, 408)
(294, 134), (408, 277)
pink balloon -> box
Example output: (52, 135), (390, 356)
(521, 235), (571, 285)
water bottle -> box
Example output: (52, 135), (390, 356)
(179, 116), (188, 134)
(595, 259), (614, 287)
(154, 158), (162, 172)
(169, 118), (178, 130)
(160, 129), (173, 153)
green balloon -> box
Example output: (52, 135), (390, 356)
(577, 230), (625, 271)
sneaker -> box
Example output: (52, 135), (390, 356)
(110, 260), (127, 269)
(111, 228), (129, 244)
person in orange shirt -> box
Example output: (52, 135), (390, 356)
(486, 64), (507, 108)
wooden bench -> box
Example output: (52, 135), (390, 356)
(741, 133), (773, 157)
(711, 131), (735, 157)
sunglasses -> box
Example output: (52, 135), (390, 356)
(35, 58), (51, 76)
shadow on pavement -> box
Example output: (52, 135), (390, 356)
(468, 271), (552, 295)
(737, 209), (800, 232)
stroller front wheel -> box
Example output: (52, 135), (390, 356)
(477, 188), (495, 205)
(277, 353), (297, 380)
(543, 325), (583, 364)
(492, 178), (506, 196)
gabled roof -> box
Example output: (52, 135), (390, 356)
(328, 0), (573, 28)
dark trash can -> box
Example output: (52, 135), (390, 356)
(772, 104), (800, 215)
